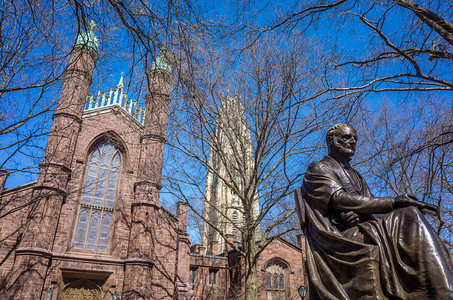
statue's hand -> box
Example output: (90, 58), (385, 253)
(340, 211), (360, 227)
(393, 194), (421, 210)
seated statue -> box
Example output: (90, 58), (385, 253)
(295, 123), (453, 299)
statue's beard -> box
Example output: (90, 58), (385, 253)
(332, 142), (355, 158)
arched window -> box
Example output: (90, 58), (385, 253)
(73, 141), (121, 252)
(266, 273), (272, 289)
(266, 259), (289, 299)
(272, 273), (278, 289)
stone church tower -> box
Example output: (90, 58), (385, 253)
(0, 22), (192, 299)
(191, 98), (306, 300)
(201, 97), (260, 255)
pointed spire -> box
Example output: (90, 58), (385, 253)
(75, 20), (99, 54)
(117, 72), (124, 88)
(150, 47), (172, 75)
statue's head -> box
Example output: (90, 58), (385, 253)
(326, 123), (358, 160)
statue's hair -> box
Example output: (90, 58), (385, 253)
(326, 123), (352, 144)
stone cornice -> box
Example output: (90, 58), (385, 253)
(140, 133), (166, 143)
(124, 258), (155, 268)
(32, 185), (68, 198)
(54, 252), (124, 266)
(133, 180), (162, 191)
(52, 112), (82, 124)
(39, 162), (72, 174)
(15, 247), (53, 259)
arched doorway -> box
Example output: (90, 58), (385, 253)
(60, 279), (102, 300)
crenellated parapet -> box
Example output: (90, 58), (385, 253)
(84, 73), (146, 125)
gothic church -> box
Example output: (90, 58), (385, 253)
(0, 24), (306, 299)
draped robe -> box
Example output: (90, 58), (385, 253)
(299, 155), (453, 300)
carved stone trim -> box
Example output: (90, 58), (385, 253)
(131, 202), (160, 210)
(140, 133), (166, 143)
(133, 180), (162, 191)
(32, 185), (68, 198)
(52, 112), (82, 124)
(64, 67), (95, 84)
(15, 247), (53, 259)
(71, 45), (99, 61)
(124, 258), (155, 268)
(39, 162), (72, 174)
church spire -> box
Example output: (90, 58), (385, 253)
(117, 72), (124, 89)
(74, 20), (99, 54)
(150, 47), (172, 75)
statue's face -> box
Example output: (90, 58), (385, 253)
(330, 125), (358, 158)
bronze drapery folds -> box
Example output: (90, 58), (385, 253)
(296, 124), (453, 299)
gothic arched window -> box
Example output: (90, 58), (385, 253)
(266, 273), (272, 289)
(272, 273), (278, 289)
(73, 141), (121, 252)
(266, 259), (289, 299)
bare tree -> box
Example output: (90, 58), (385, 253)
(354, 98), (453, 252)
(245, 0), (453, 254)
(0, 1), (71, 181)
(162, 35), (359, 298)
(3, 1), (451, 298)
(254, 0), (453, 94)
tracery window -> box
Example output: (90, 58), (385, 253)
(266, 273), (272, 288)
(273, 273), (278, 289)
(73, 141), (121, 252)
(266, 259), (288, 300)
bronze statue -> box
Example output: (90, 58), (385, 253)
(295, 123), (453, 299)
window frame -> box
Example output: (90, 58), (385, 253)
(72, 140), (122, 253)
(266, 272), (272, 289)
(189, 268), (197, 284)
(265, 259), (289, 293)
(208, 269), (218, 285)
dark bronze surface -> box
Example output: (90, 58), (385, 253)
(296, 123), (453, 299)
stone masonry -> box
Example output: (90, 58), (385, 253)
(0, 23), (192, 300)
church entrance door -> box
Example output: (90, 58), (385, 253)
(60, 279), (102, 300)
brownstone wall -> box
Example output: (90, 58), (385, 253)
(256, 238), (306, 300)
(0, 107), (191, 299)
(189, 238), (307, 300)
(53, 108), (144, 257)
(0, 36), (190, 298)
(0, 184), (35, 287)
(190, 254), (229, 300)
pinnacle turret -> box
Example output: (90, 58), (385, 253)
(75, 20), (99, 54)
(150, 48), (172, 75)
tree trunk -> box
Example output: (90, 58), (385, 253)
(245, 229), (257, 300)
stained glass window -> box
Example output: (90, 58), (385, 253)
(73, 141), (121, 252)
